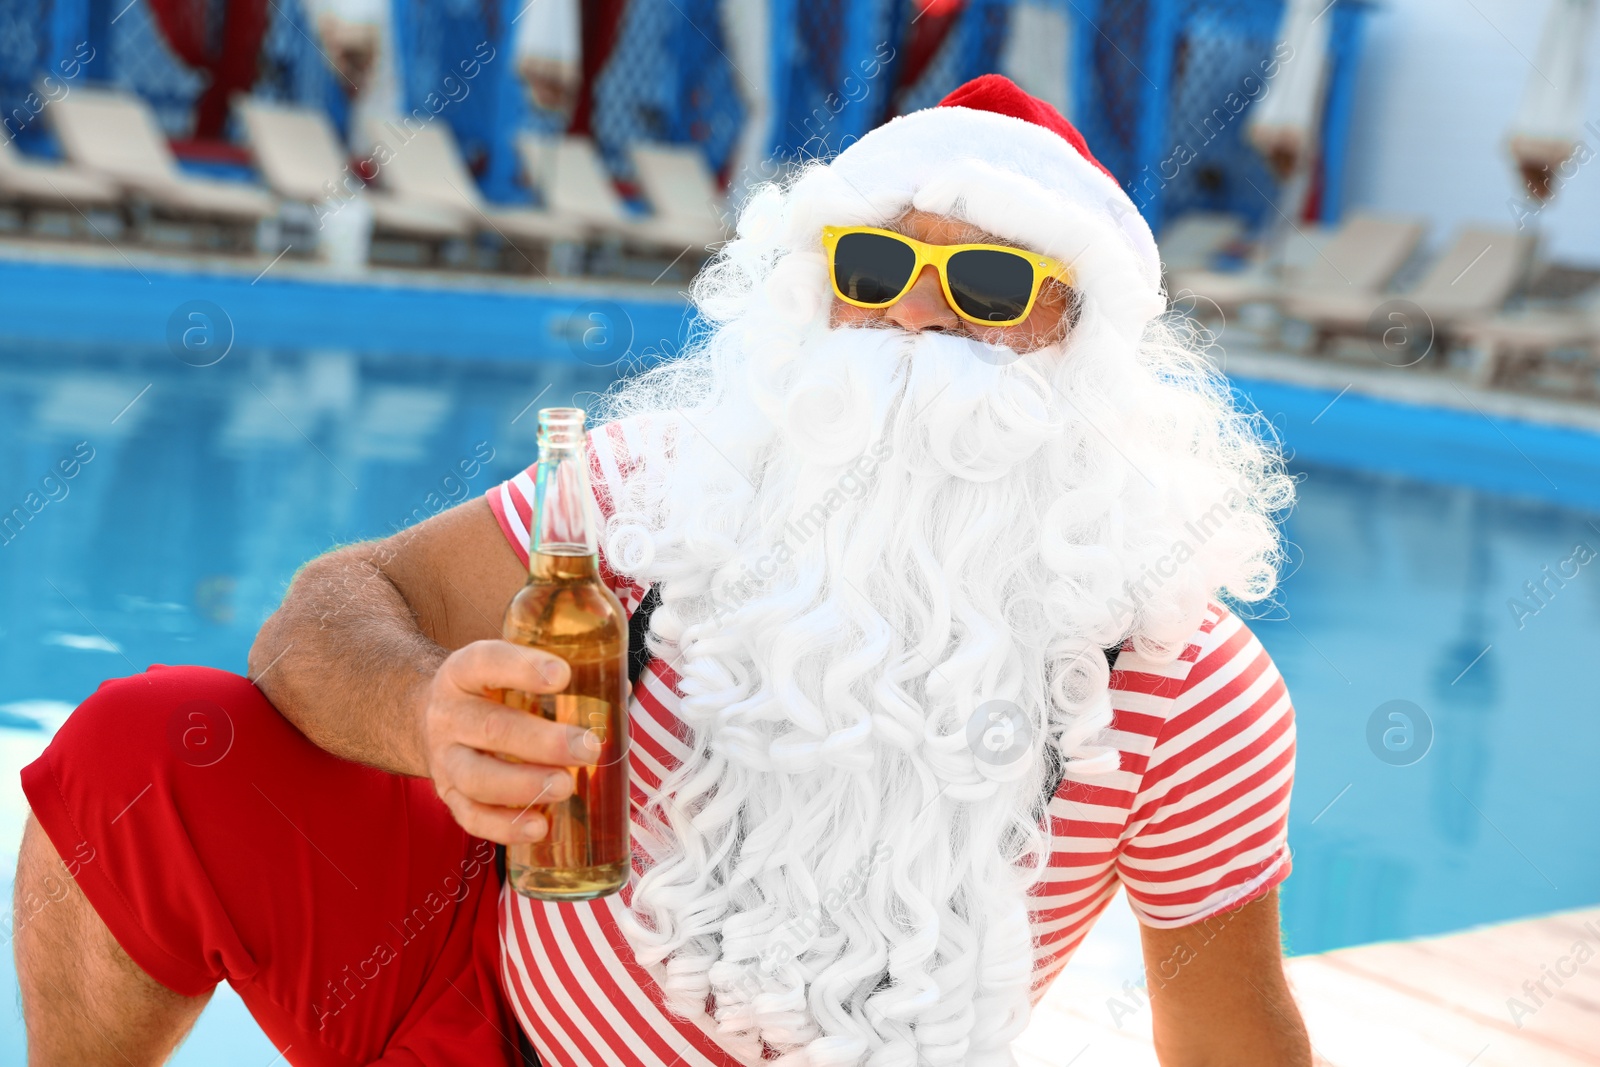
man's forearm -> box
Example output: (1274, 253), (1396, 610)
(249, 546), (443, 776)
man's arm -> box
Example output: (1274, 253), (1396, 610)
(248, 496), (593, 844)
(1140, 889), (1311, 1067)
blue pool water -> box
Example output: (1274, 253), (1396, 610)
(1, 325), (1597, 1055)
(1258, 463), (1600, 954)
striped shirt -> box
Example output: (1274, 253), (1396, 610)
(485, 420), (1296, 1066)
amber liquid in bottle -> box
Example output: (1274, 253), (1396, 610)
(501, 408), (630, 901)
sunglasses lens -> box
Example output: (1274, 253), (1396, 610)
(946, 249), (1038, 323)
(832, 232), (917, 305)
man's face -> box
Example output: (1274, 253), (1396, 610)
(827, 209), (1078, 354)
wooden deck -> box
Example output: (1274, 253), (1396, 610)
(1016, 906), (1600, 1067)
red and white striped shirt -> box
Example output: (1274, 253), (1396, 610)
(486, 420), (1296, 1066)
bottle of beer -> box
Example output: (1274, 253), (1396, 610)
(501, 408), (630, 900)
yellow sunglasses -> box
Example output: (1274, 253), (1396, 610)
(822, 225), (1073, 328)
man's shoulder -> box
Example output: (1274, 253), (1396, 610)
(587, 415), (671, 492)
(1176, 601), (1268, 692)
(586, 417), (645, 514)
(589, 413), (674, 454)
(1107, 602), (1287, 747)
(1110, 601), (1243, 690)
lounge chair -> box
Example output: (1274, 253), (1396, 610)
(1172, 212), (1423, 323)
(1278, 214), (1426, 307)
(1457, 299), (1600, 392)
(1159, 212), (1247, 276)
(629, 142), (731, 246)
(49, 88), (276, 251)
(238, 100), (471, 265)
(0, 134), (121, 230)
(360, 118), (585, 272)
(1284, 225), (1535, 354)
(1161, 212), (1297, 321)
(517, 133), (719, 266)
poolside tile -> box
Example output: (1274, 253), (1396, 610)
(1022, 906), (1600, 1066)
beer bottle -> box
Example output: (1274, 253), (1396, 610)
(501, 408), (630, 900)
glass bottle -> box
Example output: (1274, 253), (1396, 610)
(501, 408), (630, 900)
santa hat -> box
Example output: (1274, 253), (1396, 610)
(778, 74), (1166, 331)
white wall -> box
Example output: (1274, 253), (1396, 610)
(1342, 0), (1600, 266)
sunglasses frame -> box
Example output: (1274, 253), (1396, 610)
(822, 225), (1073, 328)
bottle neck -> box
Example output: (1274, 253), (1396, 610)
(530, 442), (598, 576)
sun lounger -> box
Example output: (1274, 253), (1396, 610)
(0, 134), (121, 229)
(1159, 212), (1247, 276)
(360, 118), (585, 271)
(629, 142), (731, 246)
(1163, 219), (1294, 321)
(1280, 214), (1426, 305)
(1457, 300), (1600, 391)
(1166, 254), (1276, 318)
(517, 133), (718, 263)
(50, 88), (276, 250)
(238, 100), (471, 264)
(1284, 225), (1534, 353)
(1170, 213), (1423, 323)
(0, 135), (121, 209)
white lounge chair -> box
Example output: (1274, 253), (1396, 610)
(1171, 213), (1423, 322)
(518, 133), (718, 265)
(629, 142), (730, 246)
(238, 100), (471, 264)
(50, 88), (276, 250)
(1277, 214), (1426, 312)
(361, 118), (585, 272)
(1159, 212), (1247, 276)
(1162, 212), (1272, 319)
(0, 135), (121, 229)
(1458, 297), (1600, 392)
(1285, 225), (1536, 353)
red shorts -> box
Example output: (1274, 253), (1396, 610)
(21, 664), (525, 1067)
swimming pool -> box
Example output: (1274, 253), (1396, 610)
(1, 306), (1597, 1058)
(1260, 462), (1600, 954)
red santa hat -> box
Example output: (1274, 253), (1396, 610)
(780, 74), (1166, 331)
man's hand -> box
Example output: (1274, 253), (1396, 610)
(421, 639), (599, 845)
(250, 495), (638, 846)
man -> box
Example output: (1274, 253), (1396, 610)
(16, 75), (1308, 1066)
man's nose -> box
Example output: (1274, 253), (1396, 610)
(884, 265), (962, 333)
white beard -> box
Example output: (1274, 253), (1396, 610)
(600, 297), (1288, 1065)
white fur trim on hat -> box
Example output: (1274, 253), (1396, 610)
(837, 106), (1159, 279)
(789, 105), (1164, 326)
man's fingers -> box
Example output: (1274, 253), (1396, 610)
(444, 698), (601, 766)
(438, 787), (549, 846)
(438, 745), (576, 808)
(443, 639), (571, 697)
